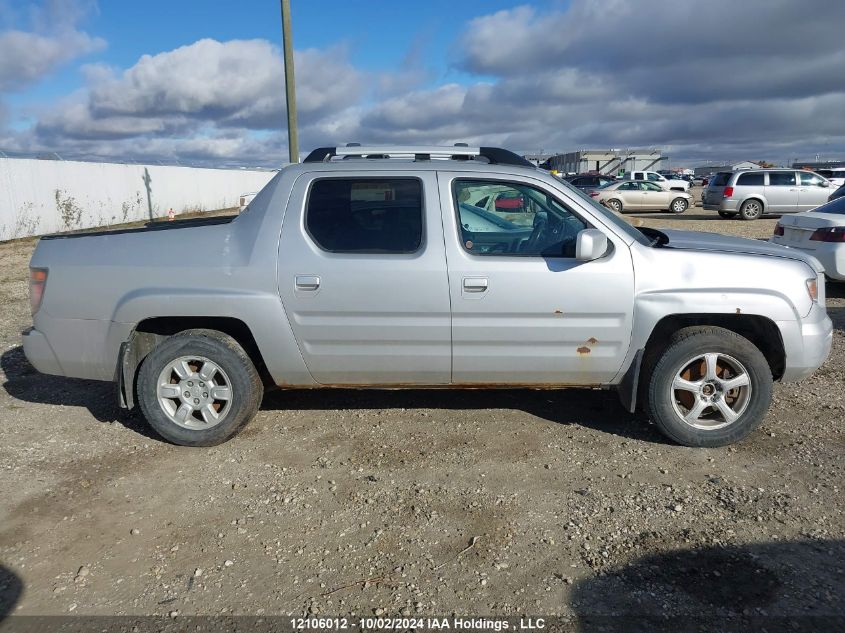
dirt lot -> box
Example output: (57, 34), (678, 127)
(1, 197), (843, 626)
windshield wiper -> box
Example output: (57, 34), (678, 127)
(638, 226), (669, 247)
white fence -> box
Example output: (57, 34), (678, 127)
(0, 158), (278, 241)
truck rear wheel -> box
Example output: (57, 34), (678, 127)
(137, 329), (263, 446)
(645, 326), (772, 447)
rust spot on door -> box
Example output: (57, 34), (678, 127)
(553, 310), (563, 316)
(577, 346), (591, 355)
(586, 337), (598, 345)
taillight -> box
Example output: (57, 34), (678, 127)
(723, 186), (734, 198)
(589, 191), (600, 197)
(773, 223), (784, 236)
(809, 227), (845, 242)
(29, 268), (48, 315)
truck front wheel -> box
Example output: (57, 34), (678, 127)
(645, 326), (773, 447)
(137, 329), (263, 446)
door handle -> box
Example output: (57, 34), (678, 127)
(295, 275), (321, 291)
(463, 277), (488, 292)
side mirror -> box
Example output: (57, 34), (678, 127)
(821, 181), (829, 187)
(576, 229), (608, 261)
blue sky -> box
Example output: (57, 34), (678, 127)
(1, 0), (843, 167)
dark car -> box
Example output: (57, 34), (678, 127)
(563, 173), (616, 194)
(829, 183), (845, 202)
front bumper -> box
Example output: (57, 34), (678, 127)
(21, 327), (64, 376)
(779, 306), (834, 382)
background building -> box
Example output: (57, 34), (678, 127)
(693, 161), (764, 177)
(536, 149), (667, 175)
(792, 160), (845, 170)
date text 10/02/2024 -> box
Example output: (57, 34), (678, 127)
(290, 617), (547, 630)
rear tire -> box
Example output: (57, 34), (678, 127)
(645, 326), (773, 447)
(739, 199), (763, 221)
(606, 199), (623, 213)
(670, 197), (688, 214)
(137, 329), (263, 446)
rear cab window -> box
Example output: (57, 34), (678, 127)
(305, 178), (423, 253)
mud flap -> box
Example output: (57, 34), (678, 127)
(617, 348), (644, 413)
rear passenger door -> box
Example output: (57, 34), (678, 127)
(764, 172), (799, 213)
(277, 171), (451, 385)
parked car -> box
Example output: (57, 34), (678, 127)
(23, 144), (832, 448)
(702, 169), (831, 220)
(622, 170), (690, 192)
(563, 173), (616, 194)
(591, 180), (693, 213)
(771, 195), (845, 280)
(815, 168), (845, 189)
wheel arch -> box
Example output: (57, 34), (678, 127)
(739, 195), (767, 212)
(118, 316), (271, 410)
(623, 313), (785, 413)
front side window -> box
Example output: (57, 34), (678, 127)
(454, 179), (589, 257)
(799, 172), (826, 187)
(306, 178), (423, 253)
(641, 182), (664, 191)
(646, 172), (663, 182)
(767, 172), (796, 186)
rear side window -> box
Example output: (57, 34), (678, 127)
(306, 178), (423, 253)
(711, 172), (732, 186)
(736, 172), (764, 186)
(768, 172), (796, 186)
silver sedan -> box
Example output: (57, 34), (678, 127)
(592, 181), (693, 214)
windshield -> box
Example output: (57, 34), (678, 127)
(557, 179), (652, 246)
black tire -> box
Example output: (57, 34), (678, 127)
(718, 211), (737, 219)
(670, 197), (688, 214)
(137, 329), (263, 446)
(739, 199), (763, 221)
(606, 198), (623, 213)
(645, 326), (773, 447)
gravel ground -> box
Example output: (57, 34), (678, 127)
(0, 195), (843, 625)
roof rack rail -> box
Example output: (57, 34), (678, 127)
(302, 145), (534, 168)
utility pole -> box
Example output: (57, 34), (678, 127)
(280, 0), (299, 163)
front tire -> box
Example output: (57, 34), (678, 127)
(606, 198), (623, 213)
(670, 197), (688, 214)
(645, 326), (773, 447)
(137, 329), (263, 446)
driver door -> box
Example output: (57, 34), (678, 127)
(438, 172), (635, 385)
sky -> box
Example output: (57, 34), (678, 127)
(1, 0), (844, 168)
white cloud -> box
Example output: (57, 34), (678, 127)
(7, 0), (845, 167)
(0, 0), (104, 91)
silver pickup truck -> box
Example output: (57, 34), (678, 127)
(22, 145), (833, 448)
